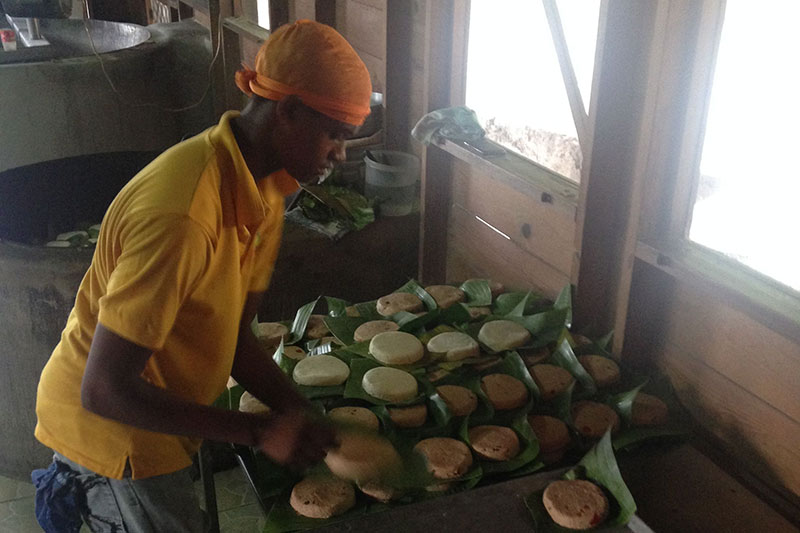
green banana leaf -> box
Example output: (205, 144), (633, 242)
(459, 279), (493, 307)
(395, 310), (439, 333)
(286, 299), (320, 344)
(553, 285), (574, 329)
(272, 340), (295, 374)
(395, 280), (437, 311)
(439, 303), (473, 326)
(325, 296), (350, 318)
(296, 384), (346, 400)
(212, 384), (245, 411)
(608, 381), (648, 426)
(355, 300), (383, 320)
(524, 430), (637, 531)
(550, 335), (597, 398)
(493, 291), (548, 316)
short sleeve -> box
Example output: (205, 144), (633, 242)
(98, 214), (212, 351)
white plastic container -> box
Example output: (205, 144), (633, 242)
(364, 150), (420, 216)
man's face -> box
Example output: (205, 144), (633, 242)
(277, 101), (358, 184)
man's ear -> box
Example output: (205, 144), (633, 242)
(275, 94), (304, 123)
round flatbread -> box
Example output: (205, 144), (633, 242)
(468, 425), (520, 461)
(530, 364), (575, 401)
(543, 479), (609, 530)
(324, 431), (402, 483)
(292, 355), (350, 386)
(369, 331), (424, 365)
(376, 292), (423, 316)
(278, 345), (307, 360)
(358, 481), (401, 503)
(388, 404), (427, 428)
(238, 391), (271, 414)
(478, 320), (531, 352)
(578, 355), (620, 387)
(255, 322), (288, 348)
(528, 415), (570, 463)
(571, 401), (620, 438)
(424, 285), (465, 309)
(426, 331), (480, 362)
(480, 373), (528, 410)
(413, 438), (473, 480)
(362, 367), (418, 403)
(520, 346), (550, 366)
(436, 385), (478, 417)
(631, 392), (669, 426)
(306, 314), (330, 339)
(289, 476), (355, 519)
(328, 406), (380, 432)
(353, 320), (399, 342)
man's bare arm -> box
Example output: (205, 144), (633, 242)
(81, 323), (261, 446)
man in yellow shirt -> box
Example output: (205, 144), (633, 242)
(32, 20), (372, 532)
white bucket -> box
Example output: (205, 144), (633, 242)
(364, 150), (420, 216)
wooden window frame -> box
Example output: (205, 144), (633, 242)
(633, 0), (800, 345)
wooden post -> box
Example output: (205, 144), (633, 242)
(417, 0), (454, 285)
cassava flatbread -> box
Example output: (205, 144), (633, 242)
(426, 331), (480, 362)
(305, 314), (330, 339)
(464, 278), (506, 298)
(543, 479), (609, 530)
(413, 438), (473, 480)
(578, 355), (621, 388)
(362, 367), (418, 403)
(530, 364), (575, 401)
(369, 331), (424, 365)
(467, 306), (492, 320)
(238, 391), (271, 414)
(289, 476), (355, 519)
(436, 385), (478, 417)
(328, 406), (380, 432)
(388, 404), (427, 428)
(292, 355), (350, 386)
(631, 392), (669, 426)
(376, 292), (424, 316)
(480, 373), (528, 410)
(424, 285), (465, 309)
(353, 320), (399, 342)
(571, 401), (620, 438)
(528, 415), (570, 463)
(278, 345), (307, 360)
(324, 431), (402, 483)
(468, 425), (520, 461)
(478, 320), (531, 352)
(255, 322), (288, 348)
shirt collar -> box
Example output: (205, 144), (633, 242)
(209, 111), (300, 228)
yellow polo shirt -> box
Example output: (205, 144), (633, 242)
(34, 111), (299, 479)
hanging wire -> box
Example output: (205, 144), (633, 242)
(80, 1), (224, 113)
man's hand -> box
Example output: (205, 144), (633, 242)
(253, 409), (337, 469)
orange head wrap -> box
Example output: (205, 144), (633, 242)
(235, 20), (372, 127)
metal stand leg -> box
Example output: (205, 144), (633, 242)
(232, 443), (271, 517)
(198, 442), (220, 533)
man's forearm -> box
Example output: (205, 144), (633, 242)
(231, 328), (311, 413)
(83, 374), (261, 445)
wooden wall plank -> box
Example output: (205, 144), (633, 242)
(446, 205), (571, 299)
(451, 161), (575, 276)
(661, 281), (800, 431)
(385, 0), (413, 151)
(656, 343), (800, 499)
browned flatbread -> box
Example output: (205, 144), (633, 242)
(480, 373), (528, 410)
(571, 401), (620, 438)
(388, 404), (427, 428)
(353, 320), (399, 342)
(289, 476), (355, 519)
(528, 415), (570, 464)
(376, 292), (423, 316)
(436, 385), (478, 417)
(424, 285), (465, 309)
(631, 392), (669, 426)
(468, 425), (520, 461)
(543, 479), (609, 530)
(578, 355), (621, 388)
(413, 438), (473, 480)
(530, 364), (575, 401)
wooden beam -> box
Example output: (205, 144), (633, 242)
(385, 0), (413, 151)
(541, 0), (590, 149)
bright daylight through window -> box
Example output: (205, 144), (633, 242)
(689, 1), (800, 292)
(465, 0), (600, 182)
